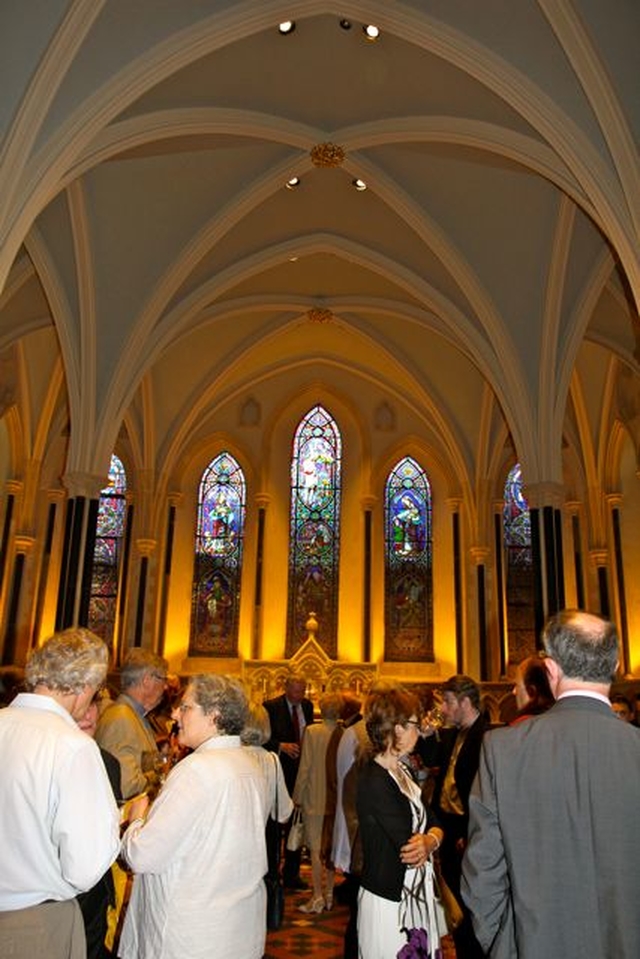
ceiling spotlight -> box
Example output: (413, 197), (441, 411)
(285, 176), (301, 189)
(278, 20), (296, 35)
(339, 19), (352, 30)
(352, 178), (367, 191)
(363, 24), (380, 41)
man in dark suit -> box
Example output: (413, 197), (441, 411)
(264, 673), (314, 888)
(418, 674), (486, 958)
(462, 610), (640, 959)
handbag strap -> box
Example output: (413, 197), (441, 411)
(271, 751), (281, 871)
(271, 750), (279, 818)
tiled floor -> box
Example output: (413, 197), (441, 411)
(265, 867), (456, 959)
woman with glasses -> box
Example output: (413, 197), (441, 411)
(118, 675), (270, 959)
(356, 686), (444, 959)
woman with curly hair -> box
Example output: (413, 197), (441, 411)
(119, 674), (270, 959)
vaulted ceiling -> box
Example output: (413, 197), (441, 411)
(0, 1), (638, 511)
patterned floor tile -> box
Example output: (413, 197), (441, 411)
(265, 868), (456, 958)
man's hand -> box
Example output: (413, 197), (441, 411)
(280, 742), (301, 759)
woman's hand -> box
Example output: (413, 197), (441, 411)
(400, 830), (442, 867)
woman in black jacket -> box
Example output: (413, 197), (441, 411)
(356, 686), (444, 959)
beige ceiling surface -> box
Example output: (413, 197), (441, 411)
(0, 0), (637, 496)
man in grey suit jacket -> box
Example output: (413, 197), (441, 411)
(461, 610), (640, 959)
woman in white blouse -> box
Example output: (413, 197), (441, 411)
(119, 675), (270, 959)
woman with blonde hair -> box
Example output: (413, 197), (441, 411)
(242, 701), (293, 888)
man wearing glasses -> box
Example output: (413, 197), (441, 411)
(96, 648), (168, 799)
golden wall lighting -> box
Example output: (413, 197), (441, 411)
(278, 20), (296, 35)
(363, 24), (380, 41)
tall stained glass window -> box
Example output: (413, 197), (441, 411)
(287, 406), (341, 657)
(384, 456), (433, 660)
(503, 463), (535, 660)
(504, 463), (532, 563)
(88, 454), (127, 649)
(190, 452), (246, 656)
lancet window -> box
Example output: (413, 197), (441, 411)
(88, 454), (127, 649)
(287, 406), (341, 657)
(189, 452), (246, 656)
(384, 456), (433, 661)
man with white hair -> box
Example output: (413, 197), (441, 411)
(0, 628), (120, 959)
(96, 647), (168, 799)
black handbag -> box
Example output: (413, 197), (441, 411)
(265, 753), (285, 931)
(265, 871), (285, 930)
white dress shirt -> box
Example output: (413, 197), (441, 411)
(0, 693), (121, 910)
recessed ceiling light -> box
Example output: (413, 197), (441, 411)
(289, 256), (299, 262)
(339, 19), (352, 30)
(363, 24), (380, 41)
(285, 176), (300, 189)
(352, 178), (367, 191)
(278, 21), (296, 35)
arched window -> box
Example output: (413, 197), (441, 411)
(384, 456), (433, 660)
(287, 405), (341, 657)
(503, 463), (535, 660)
(504, 463), (532, 560)
(189, 452), (246, 656)
(88, 454), (127, 649)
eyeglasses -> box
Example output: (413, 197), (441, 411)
(178, 702), (199, 713)
(405, 719), (420, 728)
(150, 673), (167, 684)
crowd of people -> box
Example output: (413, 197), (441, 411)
(1, 609), (640, 959)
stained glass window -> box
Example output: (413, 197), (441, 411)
(503, 463), (532, 563)
(503, 463), (535, 661)
(189, 452), (245, 656)
(287, 406), (341, 657)
(384, 457), (433, 661)
(88, 454), (127, 648)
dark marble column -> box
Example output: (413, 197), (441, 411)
(55, 473), (109, 631)
(362, 496), (376, 663)
(471, 547), (490, 681)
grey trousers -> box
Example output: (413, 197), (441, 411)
(0, 899), (86, 959)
